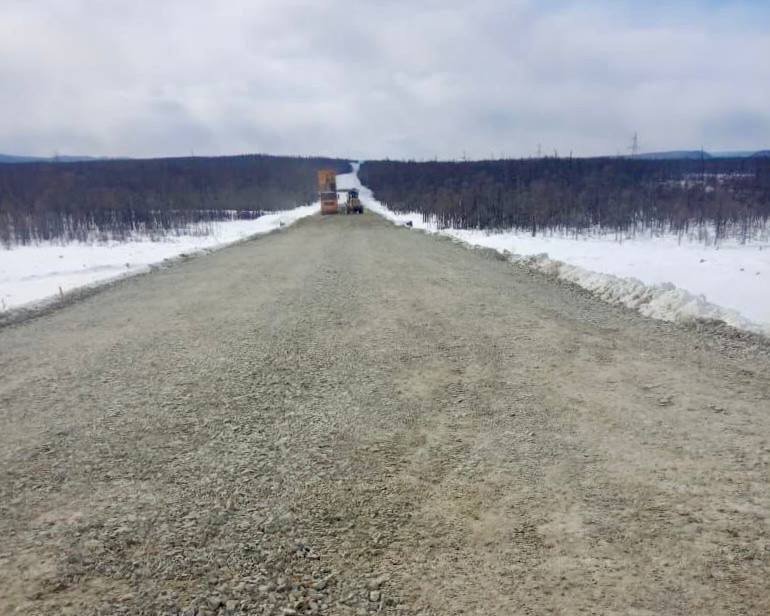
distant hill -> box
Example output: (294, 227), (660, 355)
(0, 154), (44, 163)
(634, 149), (769, 160)
(635, 150), (711, 160)
(0, 153), (102, 164)
(711, 151), (757, 158)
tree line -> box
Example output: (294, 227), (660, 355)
(359, 157), (770, 242)
(0, 155), (349, 245)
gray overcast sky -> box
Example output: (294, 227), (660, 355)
(1, 0), (769, 159)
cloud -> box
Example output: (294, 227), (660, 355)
(0, 0), (768, 159)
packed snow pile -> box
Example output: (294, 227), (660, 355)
(342, 163), (770, 337)
(0, 204), (317, 313)
(520, 255), (760, 332)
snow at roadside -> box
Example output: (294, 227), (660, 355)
(341, 163), (770, 337)
(0, 204), (318, 312)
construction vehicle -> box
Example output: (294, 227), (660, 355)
(346, 188), (363, 214)
(318, 169), (338, 215)
(317, 169), (364, 215)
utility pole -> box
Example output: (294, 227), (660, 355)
(629, 132), (640, 157)
(536, 143), (542, 158)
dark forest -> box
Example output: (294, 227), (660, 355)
(0, 155), (349, 245)
(359, 157), (770, 242)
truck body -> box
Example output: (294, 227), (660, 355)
(318, 169), (338, 215)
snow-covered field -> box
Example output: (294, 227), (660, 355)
(341, 164), (770, 337)
(0, 204), (317, 313)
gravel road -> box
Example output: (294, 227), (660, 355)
(1, 212), (769, 615)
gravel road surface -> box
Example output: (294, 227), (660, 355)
(1, 212), (769, 615)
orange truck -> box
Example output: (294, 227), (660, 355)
(317, 169), (338, 215)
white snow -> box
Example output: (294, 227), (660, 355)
(0, 204), (318, 313)
(341, 163), (770, 337)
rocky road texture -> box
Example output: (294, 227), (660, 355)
(1, 212), (769, 615)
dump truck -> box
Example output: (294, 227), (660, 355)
(318, 169), (338, 215)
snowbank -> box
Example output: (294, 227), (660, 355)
(0, 203), (317, 313)
(342, 163), (770, 337)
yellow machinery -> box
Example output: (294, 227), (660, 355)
(346, 188), (363, 214)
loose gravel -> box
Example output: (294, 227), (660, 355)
(1, 212), (769, 615)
